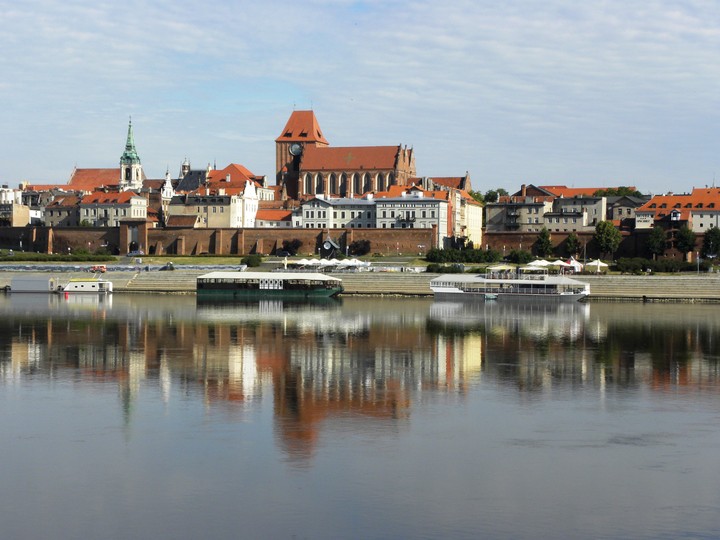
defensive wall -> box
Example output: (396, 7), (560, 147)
(0, 225), (697, 260)
(0, 225), (438, 256)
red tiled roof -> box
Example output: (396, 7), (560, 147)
(301, 145), (400, 171)
(276, 110), (329, 145)
(166, 215), (199, 228)
(69, 168), (120, 192)
(256, 209), (292, 221)
(432, 177), (464, 190)
(204, 163), (263, 192)
(46, 195), (80, 207)
(80, 191), (139, 204)
(637, 188), (720, 221)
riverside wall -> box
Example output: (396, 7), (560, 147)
(3, 270), (720, 302)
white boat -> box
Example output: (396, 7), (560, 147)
(430, 265), (589, 303)
(60, 277), (113, 294)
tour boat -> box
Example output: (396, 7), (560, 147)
(196, 271), (343, 299)
(61, 277), (113, 294)
(430, 265), (589, 303)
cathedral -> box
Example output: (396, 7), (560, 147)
(275, 110), (416, 200)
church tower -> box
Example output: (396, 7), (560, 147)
(119, 118), (144, 191)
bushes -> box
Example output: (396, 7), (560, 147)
(426, 263), (466, 273)
(615, 257), (711, 274)
(241, 254), (263, 267)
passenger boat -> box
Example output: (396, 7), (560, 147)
(61, 277), (113, 294)
(196, 271), (343, 299)
(430, 265), (589, 303)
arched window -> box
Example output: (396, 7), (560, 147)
(304, 173), (313, 195)
(377, 173), (385, 191)
(353, 173), (361, 195)
(340, 174), (348, 197)
(388, 173), (395, 186)
(329, 173), (338, 195)
(316, 173), (324, 194)
(363, 173), (372, 193)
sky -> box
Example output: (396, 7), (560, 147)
(2, 0), (720, 195)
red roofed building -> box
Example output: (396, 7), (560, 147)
(44, 191), (147, 228)
(636, 188), (720, 231)
(275, 110), (416, 200)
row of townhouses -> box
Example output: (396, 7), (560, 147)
(4, 110), (720, 254)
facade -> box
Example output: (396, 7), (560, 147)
(79, 192), (147, 227)
(301, 197), (377, 229)
(166, 181), (258, 229)
(375, 191), (448, 245)
(275, 110), (416, 200)
(636, 188), (720, 231)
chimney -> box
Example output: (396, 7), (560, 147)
(521, 184), (527, 197)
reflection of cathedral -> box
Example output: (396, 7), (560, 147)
(275, 110), (416, 200)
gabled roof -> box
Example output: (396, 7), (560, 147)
(301, 145), (400, 171)
(166, 215), (200, 228)
(256, 209), (292, 221)
(46, 195), (81, 208)
(204, 164), (261, 192)
(80, 191), (140, 204)
(431, 176), (470, 191)
(175, 169), (208, 193)
(69, 168), (120, 192)
(276, 110), (329, 145)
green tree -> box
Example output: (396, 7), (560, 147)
(468, 190), (484, 204)
(535, 227), (553, 258)
(593, 187), (643, 197)
(594, 221), (622, 259)
(702, 226), (720, 258)
(565, 232), (580, 257)
(645, 226), (667, 259)
(675, 225), (696, 255)
(483, 188), (508, 203)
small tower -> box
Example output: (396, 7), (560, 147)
(180, 157), (190, 179)
(119, 118), (144, 191)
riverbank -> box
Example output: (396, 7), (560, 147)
(3, 270), (720, 302)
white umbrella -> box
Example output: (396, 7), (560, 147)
(551, 259), (571, 267)
(528, 259), (551, 267)
(586, 260), (609, 273)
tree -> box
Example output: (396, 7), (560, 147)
(349, 239), (371, 256)
(483, 188), (508, 204)
(593, 187), (643, 197)
(565, 232), (580, 257)
(468, 190), (484, 204)
(535, 227), (553, 258)
(702, 226), (720, 258)
(675, 225), (696, 255)
(281, 239), (303, 256)
(594, 221), (622, 259)
(645, 226), (667, 259)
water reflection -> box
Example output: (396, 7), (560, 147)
(2, 295), (720, 460)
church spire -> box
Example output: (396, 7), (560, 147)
(121, 117), (141, 165)
(119, 117), (144, 191)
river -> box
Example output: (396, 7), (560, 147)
(1, 294), (719, 539)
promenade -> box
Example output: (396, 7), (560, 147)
(4, 270), (720, 302)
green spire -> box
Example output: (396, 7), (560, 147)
(120, 117), (141, 165)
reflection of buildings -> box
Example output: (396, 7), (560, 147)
(3, 297), (720, 460)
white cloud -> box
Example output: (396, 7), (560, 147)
(2, 0), (720, 193)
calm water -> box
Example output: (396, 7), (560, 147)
(1, 294), (720, 540)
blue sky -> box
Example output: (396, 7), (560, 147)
(2, 0), (720, 195)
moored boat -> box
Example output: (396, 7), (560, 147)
(61, 277), (113, 294)
(430, 265), (589, 303)
(196, 271), (343, 299)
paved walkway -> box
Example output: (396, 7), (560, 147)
(3, 270), (720, 301)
